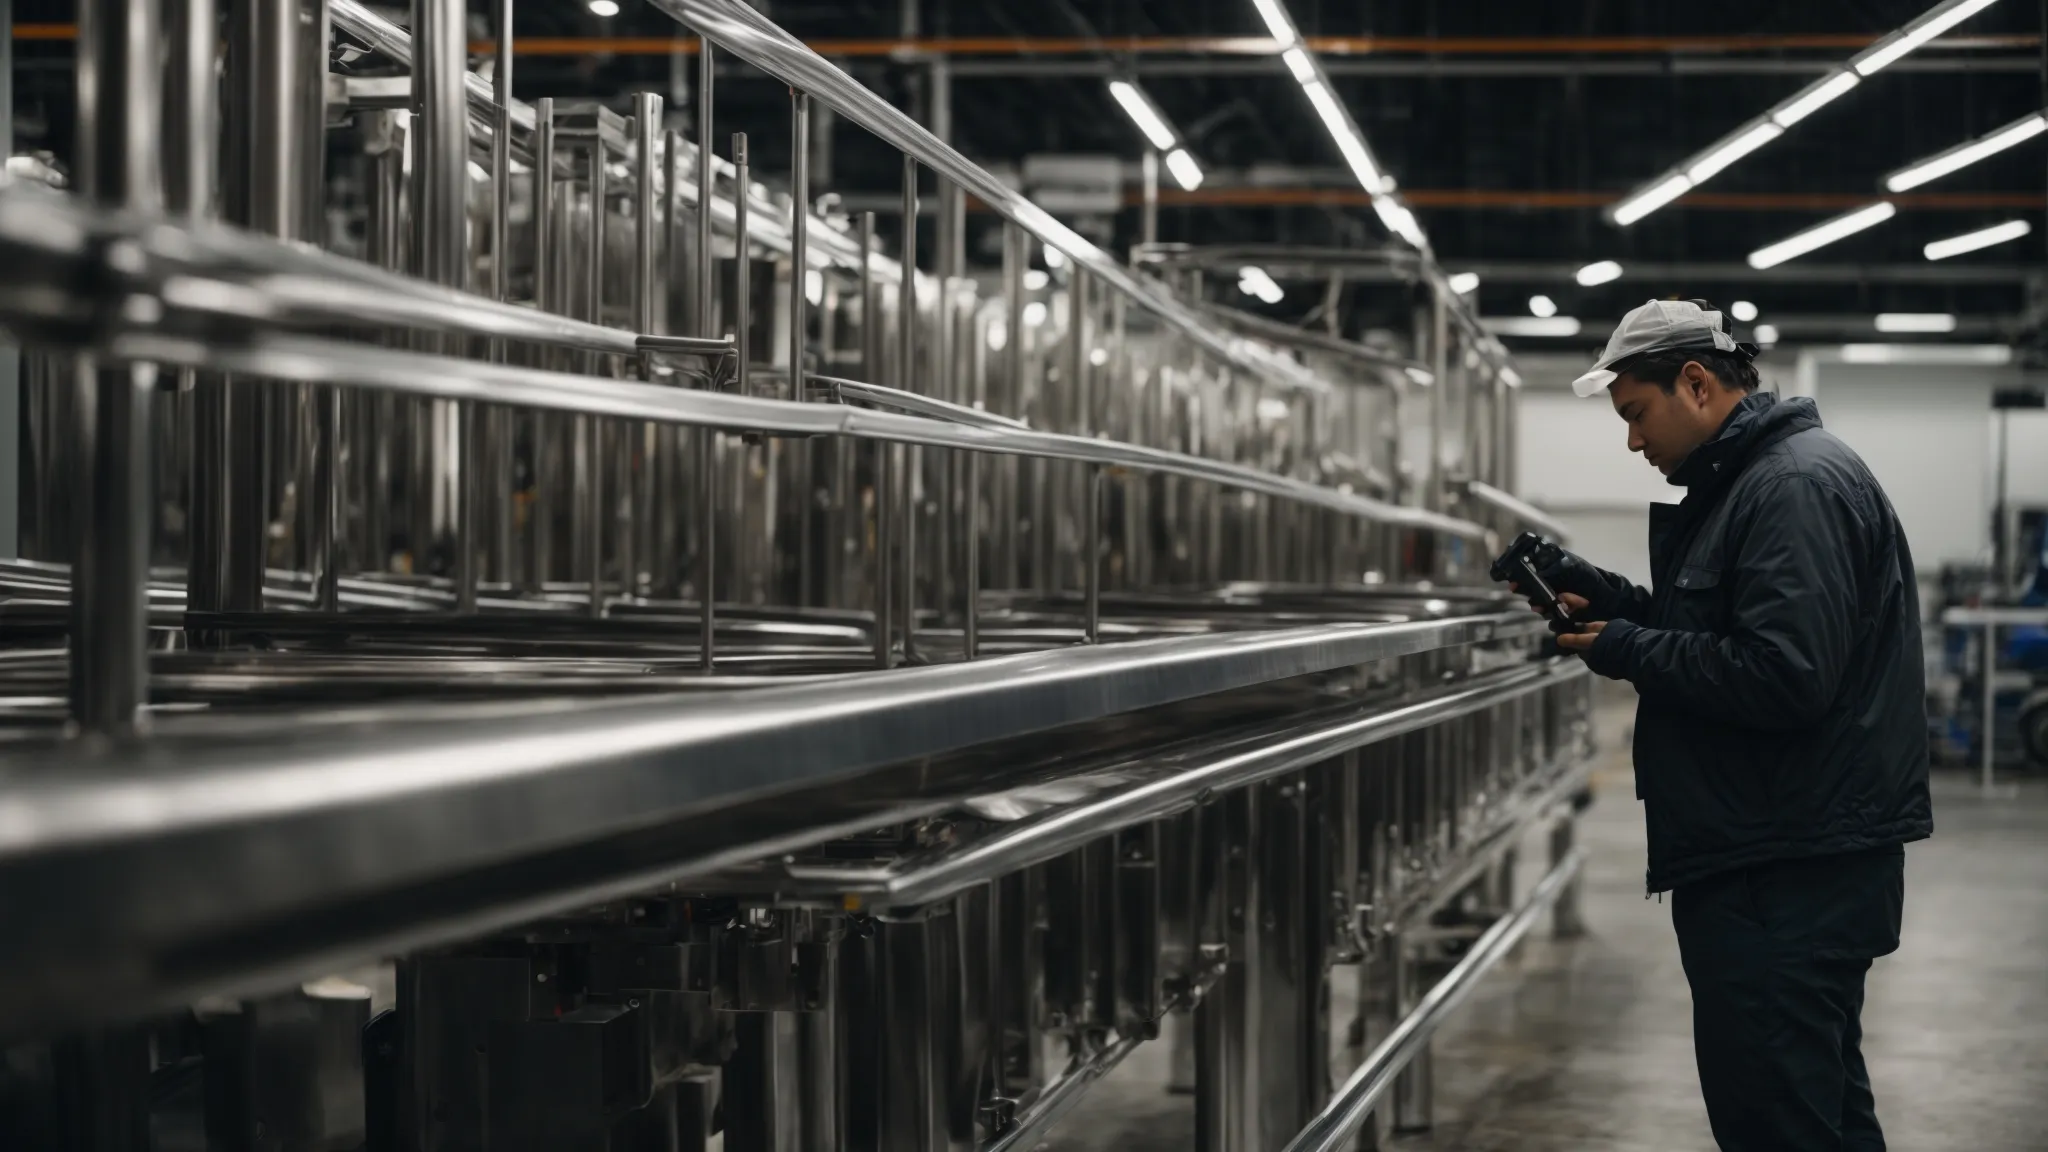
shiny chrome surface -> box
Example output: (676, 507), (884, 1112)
(0, 2), (1592, 1147)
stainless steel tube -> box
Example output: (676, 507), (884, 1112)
(897, 157), (917, 662)
(583, 141), (609, 618)
(487, 0), (515, 588)
(790, 90), (810, 402)
(410, 0), (467, 289)
(534, 100), (556, 314)
(732, 133), (751, 395)
(166, 0), (219, 619)
(635, 93), (663, 337)
(695, 44), (715, 341)
(71, 0), (161, 734)
(1141, 150), (1159, 248)
(306, 0), (339, 613)
(413, 0), (470, 612)
(664, 128), (682, 338)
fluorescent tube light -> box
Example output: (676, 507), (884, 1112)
(1447, 272), (1480, 295)
(1923, 218), (2033, 260)
(1282, 47), (1316, 82)
(1374, 197), (1426, 249)
(1163, 148), (1204, 191)
(1528, 295), (1558, 318)
(1747, 202), (1897, 269)
(1301, 81), (1384, 193)
(1107, 81), (1177, 151)
(1840, 343), (2010, 365)
(1873, 312), (1957, 333)
(1731, 300), (1759, 322)
(1687, 122), (1784, 184)
(1772, 72), (1862, 127)
(1853, 0), (2005, 77)
(1575, 260), (1623, 287)
(1885, 112), (2048, 191)
(1612, 174), (1693, 227)
(1483, 316), (1584, 338)
(1237, 266), (1286, 304)
(1250, 0), (1299, 45)
(1611, 0), (2009, 229)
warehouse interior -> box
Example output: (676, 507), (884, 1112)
(0, 0), (2044, 1148)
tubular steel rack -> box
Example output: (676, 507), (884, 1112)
(0, 1), (1592, 1149)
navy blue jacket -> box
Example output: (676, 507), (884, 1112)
(1571, 393), (1933, 892)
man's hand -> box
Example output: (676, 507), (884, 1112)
(1509, 588), (1607, 651)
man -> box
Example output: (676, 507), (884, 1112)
(1525, 299), (1932, 1151)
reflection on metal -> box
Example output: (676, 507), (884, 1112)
(0, 1), (1593, 1147)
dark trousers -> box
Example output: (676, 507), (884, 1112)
(1670, 845), (1905, 1152)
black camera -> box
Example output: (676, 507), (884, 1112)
(1488, 532), (1581, 634)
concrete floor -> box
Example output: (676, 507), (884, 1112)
(1050, 696), (2048, 1151)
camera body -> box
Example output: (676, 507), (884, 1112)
(1488, 532), (1581, 633)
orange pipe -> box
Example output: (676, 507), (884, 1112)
(9, 23), (2038, 56)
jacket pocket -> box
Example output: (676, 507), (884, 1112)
(1664, 563), (1725, 632)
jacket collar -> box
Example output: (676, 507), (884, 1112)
(1666, 392), (1820, 495)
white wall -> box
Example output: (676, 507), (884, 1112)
(1513, 359), (2048, 587)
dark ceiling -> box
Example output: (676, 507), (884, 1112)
(9, 0), (2046, 350)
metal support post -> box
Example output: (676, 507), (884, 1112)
(71, 0), (162, 735)
(1141, 150), (1160, 249)
(790, 91), (810, 402)
(166, 0), (215, 604)
(412, 0), (470, 613)
(898, 156), (918, 662)
(696, 45), (716, 670)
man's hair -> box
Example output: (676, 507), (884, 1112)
(1613, 299), (1761, 394)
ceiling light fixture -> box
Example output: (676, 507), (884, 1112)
(1250, 0), (1299, 45)
(1163, 148), (1205, 191)
(1575, 260), (1623, 287)
(587, 0), (619, 14)
(1107, 81), (1178, 151)
(1528, 294), (1558, 318)
(1237, 265), (1286, 305)
(1884, 110), (2048, 191)
(1771, 72), (1862, 128)
(1687, 123), (1784, 183)
(1447, 271), (1480, 295)
(1753, 323), (1780, 346)
(1609, 0), (2009, 228)
(1611, 174), (1694, 227)
(1840, 343), (2010, 365)
(1483, 316), (1584, 338)
(1923, 218), (2033, 260)
(1023, 269), (1050, 291)
(1852, 0), (2004, 76)
(1730, 300), (1760, 322)
(1873, 312), (1958, 333)
(1746, 201), (1897, 269)
(1253, 1), (1426, 250)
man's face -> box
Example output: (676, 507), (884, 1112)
(1607, 362), (1730, 476)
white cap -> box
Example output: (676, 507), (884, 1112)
(1572, 299), (1744, 397)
